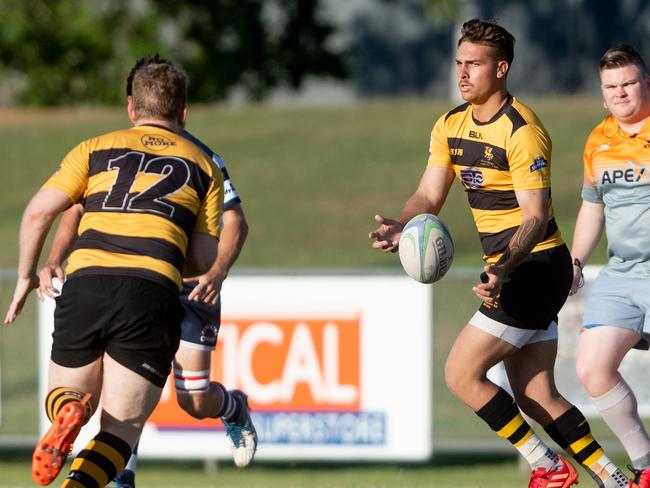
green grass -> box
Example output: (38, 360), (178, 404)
(0, 453), (639, 487)
(0, 454), (535, 488)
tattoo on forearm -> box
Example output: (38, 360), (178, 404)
(497, 217), (544, 270)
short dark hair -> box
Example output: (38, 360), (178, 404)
(458, 19), (515, 66)
(600, 44), (647, 74)
(127, 54), (188, 120)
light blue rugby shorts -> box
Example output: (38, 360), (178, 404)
(582, 271), (650, 349)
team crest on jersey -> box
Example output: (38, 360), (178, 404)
(483, 146), (494, 161)
(530, 156), (548, 172)
(460, 168), (484, 188)
(141, 134), (177, 151)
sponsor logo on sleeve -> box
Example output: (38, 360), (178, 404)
(530, 156), (548, 172)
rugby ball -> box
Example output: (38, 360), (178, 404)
(398, 214), (454, 284)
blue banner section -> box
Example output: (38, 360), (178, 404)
(251, 411), (386, 445)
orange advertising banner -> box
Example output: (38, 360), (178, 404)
(148, 317), (360, 430)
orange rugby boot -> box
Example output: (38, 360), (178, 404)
(32, 393), (91, 485)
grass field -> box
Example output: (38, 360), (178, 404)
(0, 98), (620, 487)
(0, 453), (638, 488)
(0, 456), (532, 488)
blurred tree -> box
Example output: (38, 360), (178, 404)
(0, 0), (160, 105)
(0, 0), (347, 105)
(152, 0), (347, 102)
(422, 0), (460, 23)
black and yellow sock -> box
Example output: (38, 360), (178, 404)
(62, 431), (131, 488)
(476, 388), (557, 470)
(45, 387), (93, 424)
(477, 387), (535, 446)
(545, 406), (627, 487)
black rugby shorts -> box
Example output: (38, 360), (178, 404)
(479, 244), (573, 330)
(51, 275), (183, 387)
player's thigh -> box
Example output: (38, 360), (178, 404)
(100, 354), (163, 446)
(174, 343), (212, 371)
(577, 326), (640, 374)
(47, 357), (103, 410)
(446, 322), (519, 379)
(504, 338), (559, 399)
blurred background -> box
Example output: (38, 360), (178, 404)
(1, 1), (650, 487)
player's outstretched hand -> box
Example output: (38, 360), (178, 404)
(4, 275), (39, 324)
(368, 214), (404, 253)
(37, 263), (65, 301)
(472, 265), (506, 305)
(184, 271), (225, 305)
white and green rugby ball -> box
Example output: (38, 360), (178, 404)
(398, 214), (454, 284)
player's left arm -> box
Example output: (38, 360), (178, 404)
(210, 202), (248, 283)
(185, 202), (248, 304)
(497, 187), (549, 271)
(473, 188), (548, 304)
(5, 188), (72, 324)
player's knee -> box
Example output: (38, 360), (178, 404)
(176, 391), (211, 419)
(575, 358), (608, 396)
(575, 354), (598, 388)
(174, 366), (212, 418)
(444, 358), (468, 396)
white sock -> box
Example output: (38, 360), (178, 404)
(586, 453), (628, 487)
(517, 434), (559, 471)
(592, 381), (650, 469)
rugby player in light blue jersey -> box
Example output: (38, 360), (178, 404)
(571, 44), (650, 488)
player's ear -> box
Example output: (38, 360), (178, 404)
(178, 105), (188, 129)
(127, 96), (138, 124)
(496, 60), (509, 79)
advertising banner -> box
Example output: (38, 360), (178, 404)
(39, 273), (433, 461)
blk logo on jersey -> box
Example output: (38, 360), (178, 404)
(460, 168), (484, 188)
(601, 167), (646, 184)
(469, 130), (482, 140)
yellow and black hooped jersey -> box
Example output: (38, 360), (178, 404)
(43, 124), (224, 290)
(428, 95), (563, 262)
